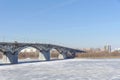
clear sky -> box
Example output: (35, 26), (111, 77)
(0, 0), (120, 48)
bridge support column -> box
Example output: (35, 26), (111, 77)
(58, 53), (67, 59)
(2, 52), (18, 64)
(39, 51), (50, 61)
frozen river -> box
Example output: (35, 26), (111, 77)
(0, 59), (120, 80)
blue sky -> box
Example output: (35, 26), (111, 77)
(0, 0), (120, 48)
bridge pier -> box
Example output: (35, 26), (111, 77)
(2, 52), (18, 64)
(39, 51), (50, 61)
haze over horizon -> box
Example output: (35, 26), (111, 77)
(0, 0), (120, 49)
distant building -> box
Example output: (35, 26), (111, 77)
(104, 45), (111, 53)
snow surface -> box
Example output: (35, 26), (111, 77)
(0, 59), (120, 80)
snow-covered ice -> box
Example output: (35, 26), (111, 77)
(0, 59), (120, 80)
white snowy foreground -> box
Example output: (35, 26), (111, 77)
(0, 59), (120, 80)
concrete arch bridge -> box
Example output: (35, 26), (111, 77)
(0, 42), (84, 64)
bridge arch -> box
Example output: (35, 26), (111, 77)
(16, 45), (49, 61)
(49, 48), (68, 59)
(50, 48), (60, 60)
(15, 45), (41, 54)
(18, 47), (39, 60)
